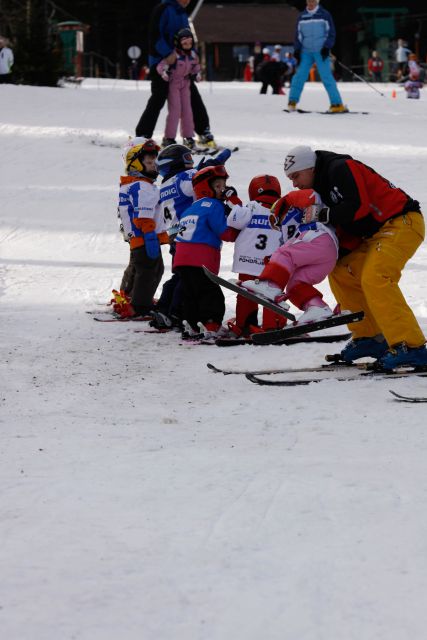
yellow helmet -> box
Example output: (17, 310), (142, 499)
(124, 138), (160, 177)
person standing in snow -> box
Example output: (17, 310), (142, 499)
(115, 138), (169, 319)
(281, 145), (426, 371)
(222, 174), (287, 339)
(367, 51), (384, 82)
(149, 144), (232, 330)
(395, 39), (411, 81)
(0, 36), (14, 83)
(135, 0), (217, 150)
(403, 61), (423, 100)
(287, 0), (347, 113)
(173, 165), (239, 339)
(156, 27), (201, 148)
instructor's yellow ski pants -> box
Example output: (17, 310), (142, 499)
(329, 212), (425, 348)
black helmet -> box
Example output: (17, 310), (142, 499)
(156, 144), (194, 180)
(174, 27), (194, 49)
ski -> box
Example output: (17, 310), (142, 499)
(283, 108), (369, 115)
(389, 390), (427, 403)
(133, 327), (173, 333)
(246, 368), (427, 386)
(202, 267), (296, 322)
(207, 361), (355, 376)
(86, 309), (115, 316)
(251, 311), (363, 345)
(92, 314), (151, 322)
(214, 332), (351, 347)
(91, 138), (239, 155)
(192, 145), (239, 156)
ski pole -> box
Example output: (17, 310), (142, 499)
(336, 59), (386, 97)
(190, 0), (206, 21)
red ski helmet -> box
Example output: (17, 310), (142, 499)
(192, 165), (229, 199)
(248, 174), (281, 205)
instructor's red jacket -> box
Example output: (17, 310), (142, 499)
(312, 151), (422, 255)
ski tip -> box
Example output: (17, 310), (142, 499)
(388, 389), (427, 402)
(245, 373), (258, 383)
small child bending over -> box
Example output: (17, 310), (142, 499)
(241, 188), (339, 324)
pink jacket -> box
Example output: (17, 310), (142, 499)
(157, 49), (201, 87)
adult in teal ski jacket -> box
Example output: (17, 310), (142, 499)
(288, 0), (346, 112)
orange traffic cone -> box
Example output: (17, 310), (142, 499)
(392, 89), (397, 98)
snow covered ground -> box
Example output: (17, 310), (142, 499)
(1, 78), (427, 640)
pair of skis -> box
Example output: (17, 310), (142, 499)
(202, 267), (363, 345)
(88, 311), (152, 322)
(203, 269), (427, 400)
(207, 362), (427, 396)
(283, 108), (369, 115)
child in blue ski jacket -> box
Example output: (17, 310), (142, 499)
(174, 164), (241, 337)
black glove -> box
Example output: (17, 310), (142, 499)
(294, 49), (301, 64)
(321, 47), (330, 61)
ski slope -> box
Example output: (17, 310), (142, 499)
(1, 79), (427, 640)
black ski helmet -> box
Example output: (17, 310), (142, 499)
(156, 144), (194, 180)
(174, 27), (194, 49)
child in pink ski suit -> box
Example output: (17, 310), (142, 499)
(404, 61), (423, 99)
(242, 188), (339, 325)
(157, 27), (201, 146)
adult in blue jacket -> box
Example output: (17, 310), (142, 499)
(288, 0), (347, 113)
(135, 0), (216, 148)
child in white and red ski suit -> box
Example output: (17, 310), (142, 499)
(223, 174), (287, 336)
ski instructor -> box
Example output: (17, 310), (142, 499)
(135, 0), (216, 149)
(283, 145), (427, 371)
(287, 0), (347, 113)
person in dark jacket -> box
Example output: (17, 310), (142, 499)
(135, 0), (216, 149)
(258, 57), (285, 95)
(282, 145), (426, 370)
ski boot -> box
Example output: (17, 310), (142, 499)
(161, 137), (177, 148)
(327, 104), (349, 114)
(240, 278), (282, 301)
(339, 336), (388, 363)
(297, 304), (333, 325)
(377, 342), (427, 371)
(183, 137), (196, 150)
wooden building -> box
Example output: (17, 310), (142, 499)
(193, 3), (299, 80)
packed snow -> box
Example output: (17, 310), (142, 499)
(1, 78), (427, 640)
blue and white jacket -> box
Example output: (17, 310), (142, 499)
(294, 5), (336, 53)
(159, 168), (197, 232)
(174, 197), (228, 273)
